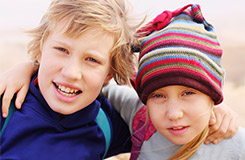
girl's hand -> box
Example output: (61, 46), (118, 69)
(205, 102), (240, 144)
(0, 61), (36, 118)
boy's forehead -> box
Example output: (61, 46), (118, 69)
(46, 21), (115, 55)
(50, 19), (114, 40)
(50, 19), (74, 35)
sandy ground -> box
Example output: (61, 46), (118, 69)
(0, 29), (244, 160)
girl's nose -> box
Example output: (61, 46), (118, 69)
(165, 100), (184, 121)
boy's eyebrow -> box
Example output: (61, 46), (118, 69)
(53, 39), (72, 48)
(53, 39), (109, 61)
(85, 51), (108, 62)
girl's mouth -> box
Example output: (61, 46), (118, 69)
(168, 126), (189, 136)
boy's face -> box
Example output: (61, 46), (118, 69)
(147, 85), (213, 145)
(37, 22), (114, 115)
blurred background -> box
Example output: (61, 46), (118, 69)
(0, 1), (244, 159)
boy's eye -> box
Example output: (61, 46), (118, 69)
(55, 47), (68, 54)
(86, 57), (99, 63)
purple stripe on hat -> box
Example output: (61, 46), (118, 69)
(134, 4), (225, 105)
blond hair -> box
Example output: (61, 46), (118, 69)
(141, 109), (209, 160)
(168, 99), (214, 159)
(144, 95), (213, 160)
(27, 0), (142, 85)
(168, 125), (209, 160)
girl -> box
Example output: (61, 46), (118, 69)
(103, 4), (245, 160)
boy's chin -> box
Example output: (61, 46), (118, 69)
(50, 106), (77, 115)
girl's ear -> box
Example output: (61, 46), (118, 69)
(209, 110), (216, 125)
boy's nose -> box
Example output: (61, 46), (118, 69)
(61, 58), (82, 81)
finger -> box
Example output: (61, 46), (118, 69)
(222, 116), (239, 139)
(205, 138), (222, 144)
(212, 138), (222, 144)
(15, 85), (29, 109)
(206, 115), (231, 144)
(0, 81), (6, 97)
(208, 107), (225, 135)
(209, 119), (229, 140)
(205, 112), (225, 144)
(0, 80), (7, 117)
(1, 89), (15, 118)
(224, 109), (240, 138)
(208, 116), (223, 135)
(205, 132), (222, 144)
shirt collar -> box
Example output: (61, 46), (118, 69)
(28, 74), (101, 128)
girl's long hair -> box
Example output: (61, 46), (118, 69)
(168, 125), (209, 160)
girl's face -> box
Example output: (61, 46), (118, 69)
(37, 20), (114, 115)
(147, 85), (213, 145)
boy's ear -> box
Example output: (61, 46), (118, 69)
(104, 72), (113, 84)
(36, 53), (42, 63)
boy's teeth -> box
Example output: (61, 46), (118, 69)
(57, 84), (79, 95)
(61, 92), (76, 97)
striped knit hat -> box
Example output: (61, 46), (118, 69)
(133, 4), (225, 105)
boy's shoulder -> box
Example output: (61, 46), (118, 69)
(97, 95), (128, 127)
(97, 95), (132, 157)
(97, 95), (116, 119)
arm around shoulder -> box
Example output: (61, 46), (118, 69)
(0, 61), (36, 117)
(102, 80), (144, 127)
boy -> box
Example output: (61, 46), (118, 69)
(0, 0), (139, 159)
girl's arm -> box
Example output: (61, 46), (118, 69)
(0, 61), (36, 117)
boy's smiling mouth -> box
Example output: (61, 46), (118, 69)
(53, 82), (82, 97)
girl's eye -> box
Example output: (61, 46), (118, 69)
(183, 91), (195, 96)
(148, 93), (166, 103)
(150, 93), (165, 99)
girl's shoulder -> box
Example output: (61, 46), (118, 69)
(232, 127), (245, 148)
(234, 127), (245, 158)
(192, 127), (245, 160)
(236, 127), (245, 138)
